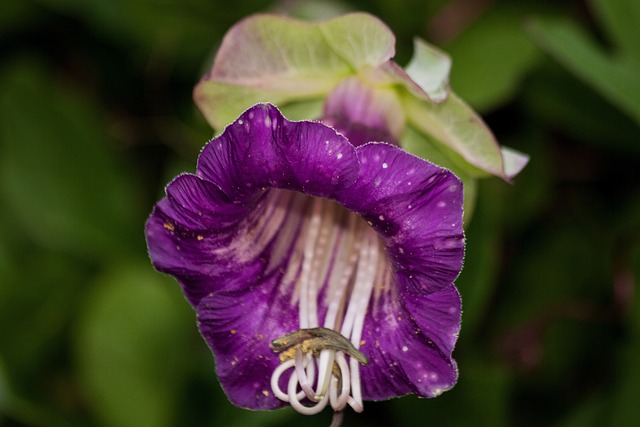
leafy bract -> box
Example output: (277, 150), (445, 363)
(194, 12), (528, 186)
(401, 91), (528, 180)
(394, 38), (451, 103)
(194, 13), (395, 130)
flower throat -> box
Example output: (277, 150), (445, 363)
(269, 196), (386, 416)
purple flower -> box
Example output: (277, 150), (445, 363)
(145, 103), (464, 418)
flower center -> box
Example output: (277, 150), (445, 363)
(269, 196), (384, 416)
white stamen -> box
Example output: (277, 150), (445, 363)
(341, 231), (378, 411)
(299, 198), (323, 328)
(329, 351), (351, 410)
(288, 369), (329, 415)
(271, 198), (381, 418)
(271, 359), (306, 402)
(315, 349), (336, 399)
(347, 395), (363, 413)
(348, 357), (364, 412)
(295, 348), (317, 400)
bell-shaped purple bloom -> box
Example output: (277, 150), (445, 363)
(145, 103), (464, 417)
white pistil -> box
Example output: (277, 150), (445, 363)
(270, 199), (380, 418)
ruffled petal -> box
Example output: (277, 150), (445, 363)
(145, 104), (362, 307)
(337, 142), (464, 295)
(145, 174), (250, 306)
(359, 284), (460, 400)
(329, 143), (463, 400)
(197, 103), (359, 201)
(402, 283), (462, 356)
(197, 284), (299, 409)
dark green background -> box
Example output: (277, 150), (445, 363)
(1, 0), (639, 426)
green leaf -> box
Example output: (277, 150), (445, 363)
(391, 360), (509, 427)
(0, 0), (34, 37)
(607, 340), (640, 427)
(0, 250), (85, 382)
(75, 263), (193, 427)
(194, 13), (396, 129)
(445, 5), (541, 112)
(456, 179), (504, 334)
(495, 221), (612, 330)
(0, 356), (76, 427)
(527, 17), (640, 128)
(554, 395), (604, 427)
(37, 0), (250, 73)
(602, 243), (640, 426)
(589, 0), (640, 64)
(0, 60), (137, 256)
(522, 63), (640, 155)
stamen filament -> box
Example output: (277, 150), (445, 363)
(271, 359), (306, 402)
(300, 198), (323, 329)
(288, 369), (329, 415)
(315, 349), (336, 399)
(294, 348), (317, 400)
(329, 351), (351, 411)
(271, 198), (382, 418)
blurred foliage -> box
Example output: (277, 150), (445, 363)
(1, 0), (639, 426)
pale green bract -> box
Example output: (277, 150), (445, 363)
(194, 13), (528, 217)
(195, 13), (395, 130)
